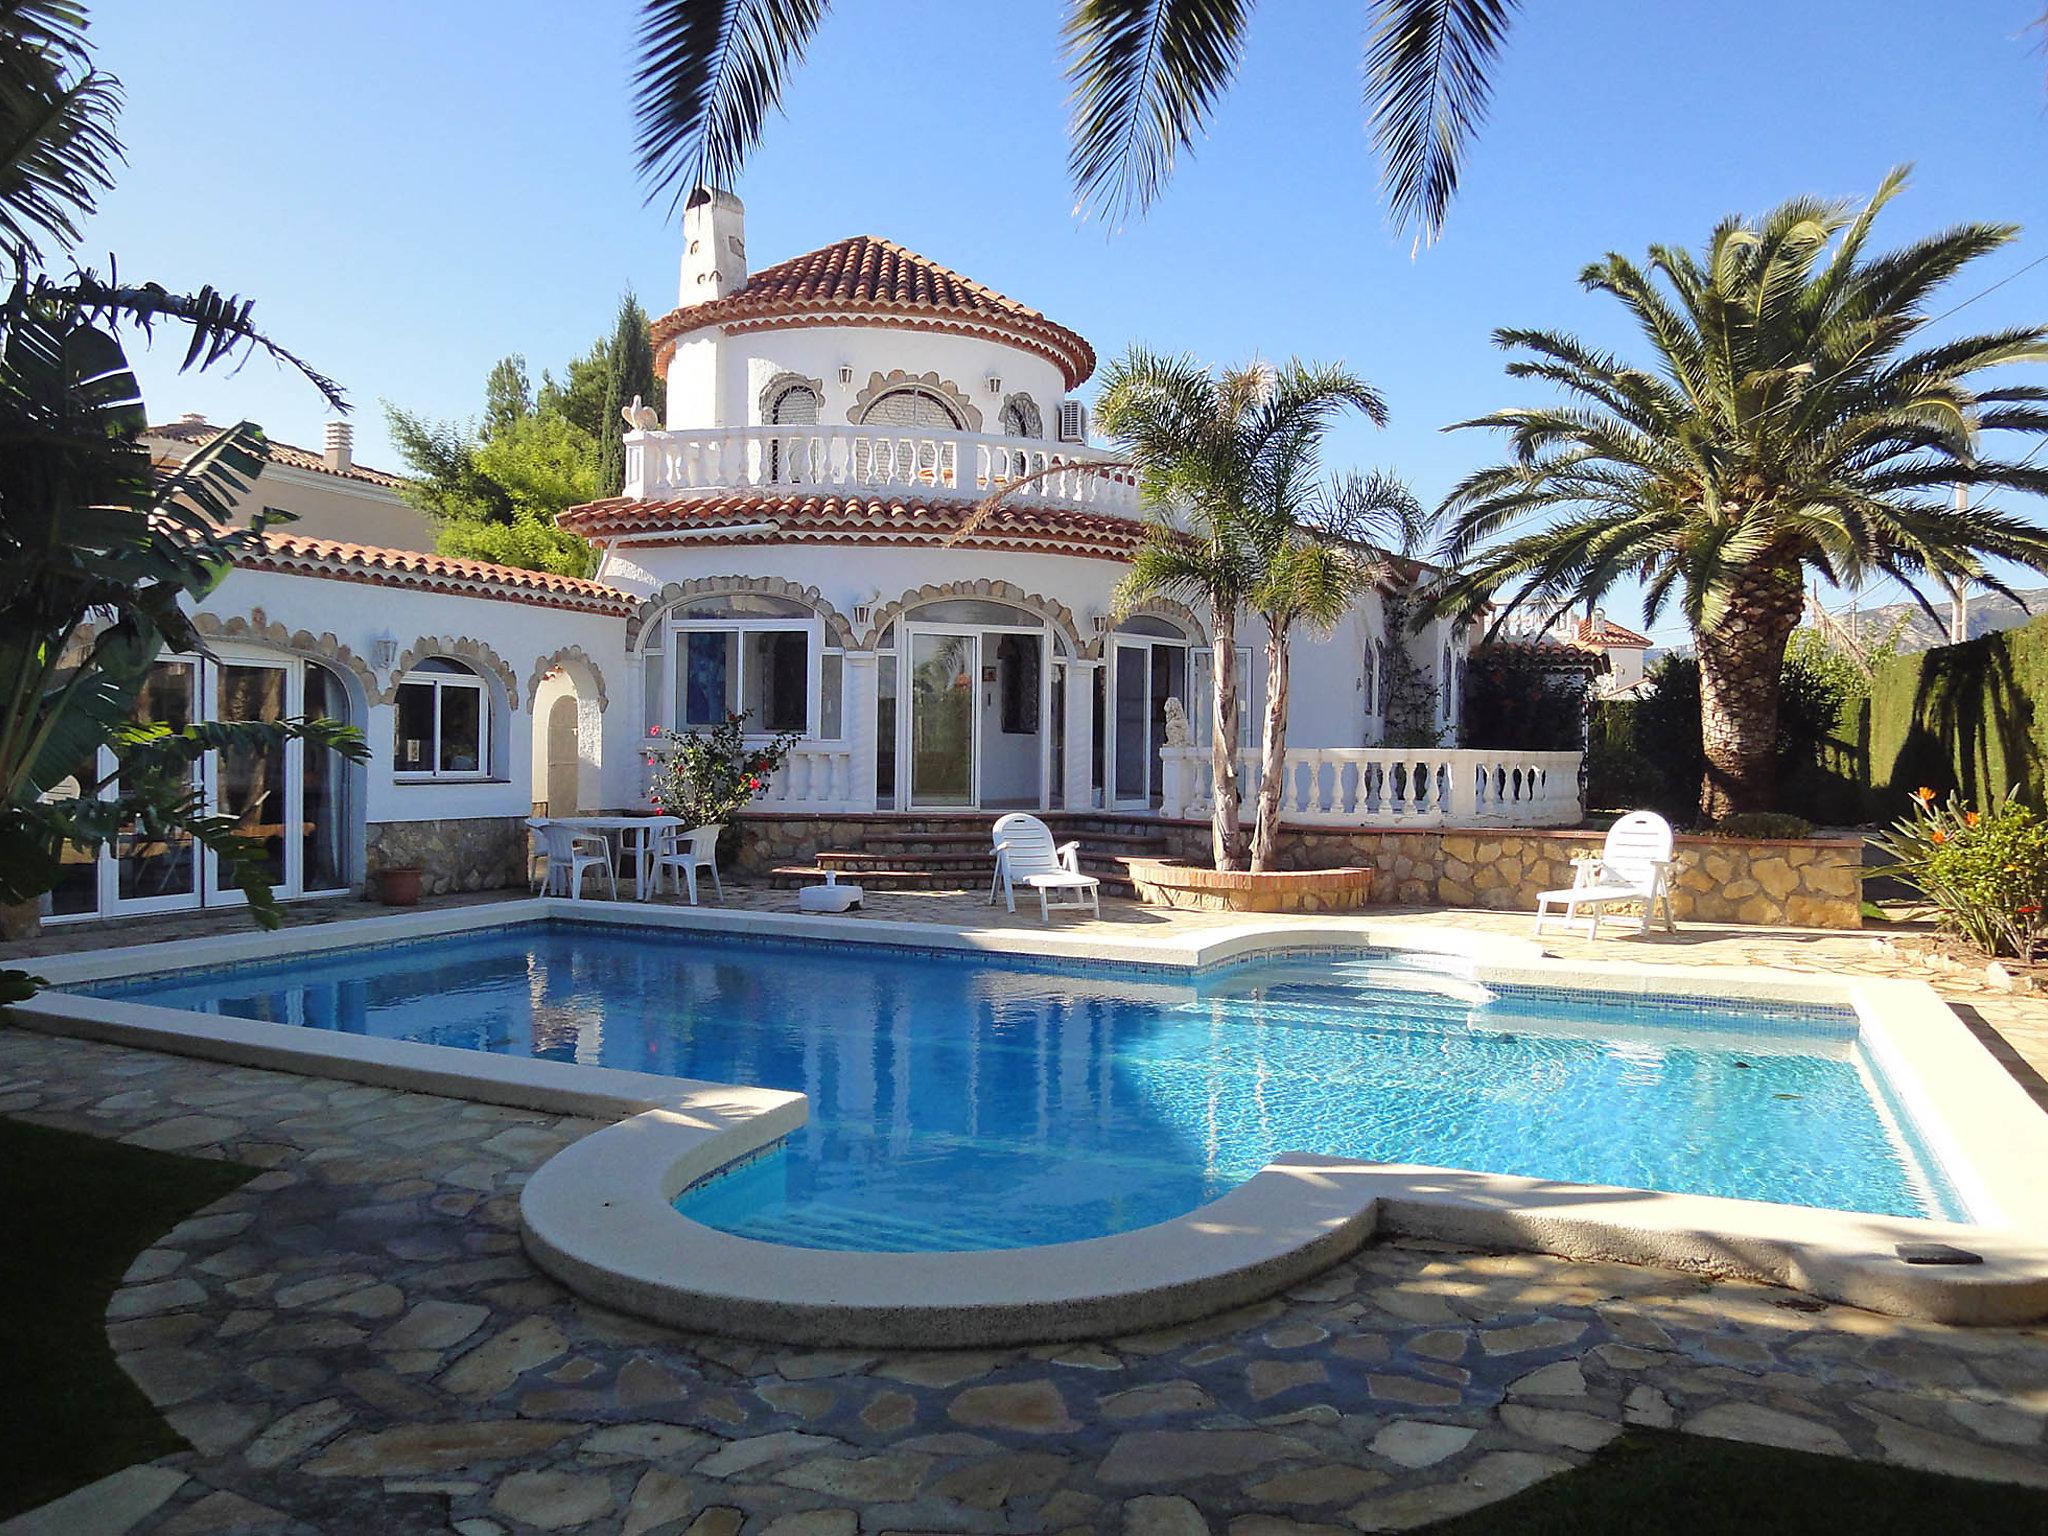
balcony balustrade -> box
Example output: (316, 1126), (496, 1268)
(1158, 745), (1584, 828)
(622, 425), (1140, 516)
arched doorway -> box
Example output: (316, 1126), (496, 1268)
(894, 598), (1064, 810)
(529, 650), (607, 817)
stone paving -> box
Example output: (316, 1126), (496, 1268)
(5, 1020), (2048, 1536)
(8, 886), (2048, 1531)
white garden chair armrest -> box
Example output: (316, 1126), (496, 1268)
(1056, 840), (1081, 872)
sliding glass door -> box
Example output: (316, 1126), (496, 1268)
(907, 628), (977, 808)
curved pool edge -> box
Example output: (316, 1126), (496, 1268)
(518, 1120), (2048, 1347)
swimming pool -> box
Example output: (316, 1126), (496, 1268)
(91, 919), (1968, 1248)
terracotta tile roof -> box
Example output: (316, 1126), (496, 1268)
(558, 492), (1147, 563)
(650, 235), (1096, 388)
(145, 417), (408, 490)
(234, 531), (634, 616)
(1493, 633), (1609, 673)
(1575, 614), (1653, 648)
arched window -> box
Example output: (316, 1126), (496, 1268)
(769, 383), (820, 425)
(859, 387), (963, 429)
(395, 658), (490, 778)
(999, 395), (1041, 439)
(766, 382), (821, 483)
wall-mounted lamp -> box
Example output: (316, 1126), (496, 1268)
(985, 374), (1003, 395)
(370, 634), (398, 670)
(1087, 609), (1112, 635)
(837, 363), (855, 387)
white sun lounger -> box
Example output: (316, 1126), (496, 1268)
(1533, 809), (1677, 939)
(988, 812), (1100, 922)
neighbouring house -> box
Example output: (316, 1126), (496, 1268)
(43, 190), (1579, 926)
(1576, 611), (1654, 699)
(143, 413), (437, 554)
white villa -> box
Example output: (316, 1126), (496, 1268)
(45, 190), (1583, 924)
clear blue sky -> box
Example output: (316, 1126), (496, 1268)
(82, 0), (2048, 643)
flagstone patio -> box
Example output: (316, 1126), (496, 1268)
(5, 886), (2048, 1533)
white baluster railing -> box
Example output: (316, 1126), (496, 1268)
(1158, 746), (1582, 828)
(622, 425), (1140, 515)
(643, 740), (862, 815)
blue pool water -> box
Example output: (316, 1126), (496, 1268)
(90, 922), (1968, 1248)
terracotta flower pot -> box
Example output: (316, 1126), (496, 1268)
(371, 866), (423, 907)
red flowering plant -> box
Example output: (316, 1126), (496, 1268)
(646, 711), (799, 829)
(1870, 787), (2048, 958)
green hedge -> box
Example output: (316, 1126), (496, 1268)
(1817, 613), (2048, 823)
(1587, 620), (2048, 825)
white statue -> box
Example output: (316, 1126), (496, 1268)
(620, 394), (660, 431)
(1163, 696), (1191, 747)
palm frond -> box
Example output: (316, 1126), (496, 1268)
(632, 0), (831, 214)
(1063, 0), (1250, 225)
(0, 0), (122, 254)
(1364, 0), (1519, 246)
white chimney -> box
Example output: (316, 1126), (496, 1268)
(323, 420), (353, 472)
(680, 186), (747, 305)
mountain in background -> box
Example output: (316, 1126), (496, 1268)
(1638, 586), (2048, 669)
(1833, 587), (2048, 653)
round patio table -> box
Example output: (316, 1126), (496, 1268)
(540, 814), (683, 901)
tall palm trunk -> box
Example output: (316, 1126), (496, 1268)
(1250, 628), (1291, 873)
(1696, 564), (1804, 821)
(1209, 608), (1247, 870)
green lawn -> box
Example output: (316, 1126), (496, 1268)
(1428, 1427), (2048, 1534)
(0, 1114), (255, 1521)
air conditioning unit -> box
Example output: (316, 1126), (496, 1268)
(1056, 399), (1087, 444)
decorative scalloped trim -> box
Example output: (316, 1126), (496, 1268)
(189, 610), (380, 696)
(525, 644), (610, 711)
(861, 578), (1082, 653)
(850, 369), (982, 432)
(382, 635), (520, 710)
(1080, 598), (1209, 659)
(626, 575), (858, 651)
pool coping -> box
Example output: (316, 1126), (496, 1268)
(10, 898), (2048, 1344)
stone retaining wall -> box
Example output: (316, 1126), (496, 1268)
(1145, 823), (1862, 929)
(366, 818), (528, 896)
(732, 813), (1864, 928)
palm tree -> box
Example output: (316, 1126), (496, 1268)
(1431, 169), (2048, 821)
(1246, 471), (1412, 869)
(1095, 349), (1383, 869)
(1, 1), (361, 989)
(632, 0), (1517, 242)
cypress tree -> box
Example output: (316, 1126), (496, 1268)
(597, 292), (660, 495)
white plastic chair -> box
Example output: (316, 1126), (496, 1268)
(651, 825), (724, 905)
(526, 817), (616, 901)
(1533, 810), (1678, 939)
(988, 812), (1100, 922)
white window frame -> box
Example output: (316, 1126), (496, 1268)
(45, 649), (358, 922)
(393, 667), (491, 781)
(665, 617), (823, 739)
(1188, 645), (1257, 751)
